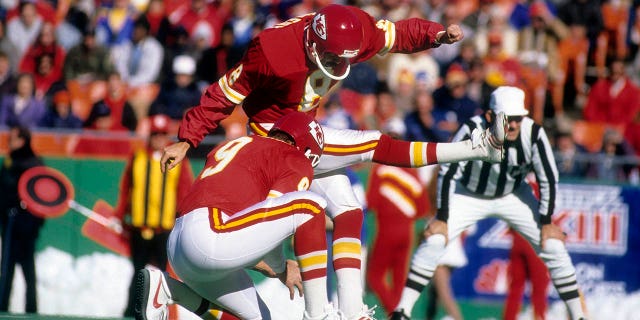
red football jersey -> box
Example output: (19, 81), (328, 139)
(177, 136), (314, 215)
(178, 6), (444, 147)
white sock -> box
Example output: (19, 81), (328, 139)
(435, 138), (484, 163)
(303, 278), (330, 318)
(395, 288), (421, 315)
(335, 268), (363, 318)
(566, 296), (586, 320)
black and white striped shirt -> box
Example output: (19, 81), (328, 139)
(436, 115), (559, 224)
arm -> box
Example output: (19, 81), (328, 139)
(435, 124), (471, 223)
(252, 242), (303, 300)
(530, 125), (559, 226)
(350, 6), (457, 61)
(163, 42), (267, 172)
(261, 243), (287, 275)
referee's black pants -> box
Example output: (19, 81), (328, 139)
(0, 211), (40, 313)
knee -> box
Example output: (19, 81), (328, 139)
(412, 234), (447, 267)
(333, 209), (363, 227)
(541, 239), (566, 255)
(427, 234), (447, 248)
(298, 191), (328, 209)
(539, 239), (575, 278)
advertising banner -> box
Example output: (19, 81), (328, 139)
(451, 184), (640, 300)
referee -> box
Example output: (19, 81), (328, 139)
(390, 86), (587, 320)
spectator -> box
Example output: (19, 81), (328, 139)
(6, 1), (43, 58)
(144, 0), (171, 44)
(597, 0), (630, 73)
(32, 53), (61, 98)
(432, 64), (481, 137)
(55, 6), (85, 51)
(554, 130), (589, 179)
(448, 40), (478, 74)
(39, 90), (83, 129)
(0, 125), (44, 313)
(83, 100), (113, 131)
(553, 23), (589, 118)
(229, 0), (256, 50)
(196, 23), (242, 85)
(150, 55), (200, 120)
(588, 128), (634, 183)
(363, 81), (400, 131)
(114, 114), (194, 317)
(63, 27), (114, 82)
(629, 5), (640, 83)
(625, 110), (640, 159)
(584, 59), (640, 128)
(474, 5), (519, 59)
(503, 229), (550, 320)
(18, 21), (65, 84)
(386, 51), (440, 111)
(483, 32), (523, 88)
(0, 52), (17, 102)
(0, 72), (45, 128)
(339, 61), (380, 127)
(172, 0), (231, 49)
(0, 19), (20, 73)
(112, 16), (164, 88)
(517, 1), (568, 121)
(404, 90), (450, 143)
(86, 72), (137, 131)
(462, 0), (494, 30)
(319, 95), (357, 131)
(95, 0), (137, 47)
(159, 26), (192, 84)
(557, 0), (604, 75)
(466, 57), (495, 112)
(61, 0), (91, 36)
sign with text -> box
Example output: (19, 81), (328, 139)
(450, 184), (640, 300)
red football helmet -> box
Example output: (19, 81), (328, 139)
(305, 4), (363, 80)
(270, 112), (325, 167)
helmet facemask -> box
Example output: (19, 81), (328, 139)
(305, 5), (362, 81)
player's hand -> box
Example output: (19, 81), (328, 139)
(252, 260), (278, 278)
(278, 259), (303, 300)
(424, 219), (448, 243)
(438, 24), (464, 44)
(160, 141), (190, 173)
(540, 223), (566, 247)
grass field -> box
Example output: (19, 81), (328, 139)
(0, 298), (506, 320)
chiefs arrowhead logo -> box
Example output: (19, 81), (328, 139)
(473, 259), (509, 294)
(312, 14), (327, 40)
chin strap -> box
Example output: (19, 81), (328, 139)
(310, 42), (350, 81)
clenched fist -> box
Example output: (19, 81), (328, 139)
(437, 24), (464, 44)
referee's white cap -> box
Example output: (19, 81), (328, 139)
(490, 86), (529, 116)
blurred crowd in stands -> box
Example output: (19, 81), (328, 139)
(0, 0), (639, 184)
